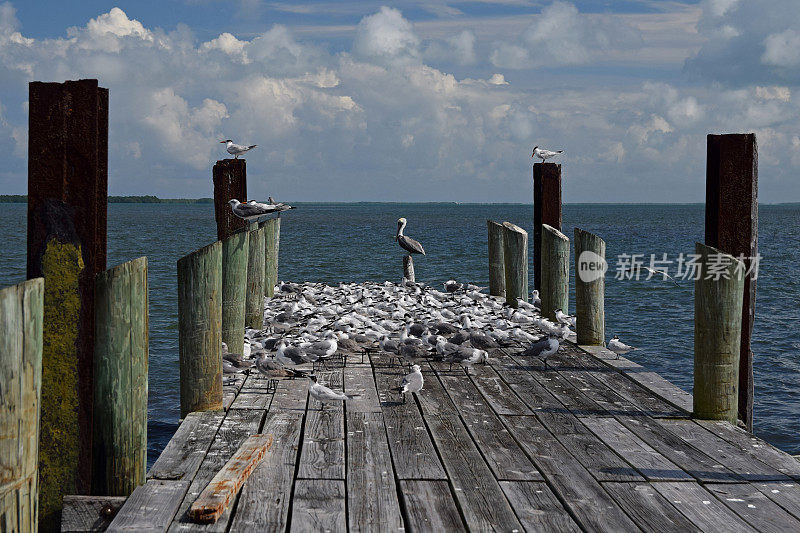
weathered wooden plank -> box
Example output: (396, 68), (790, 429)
(169, 409), (265, 532)
(261, 218), (280, 297)
(434, 365), (542, 481)
(107, 480), (189, 533)
(652, 481), (756, 533)
(344, 364), (381, 413)
(499, 481), (581, 533)
(502, 222), (528, 308)
(221, 232), (249, 359)
(601, 482), (701, 533)
(269, 375), (309, 412)
(580, 416), (693, 482)
(227, 412), (304, 532)
(751, 481), (800, 521)
(291, 479), (346, 533)
(488, 351), (565, 413)
(346, 411), (404, 532)
(540, 223), (569, 321)
(417, 374), (523, 531)
(659, 419), (791, 482)
(574, 228), (605, 345)
(229, 392), (273, 410)
(466, 360), (532, 416)
(706, 483), (800, 533)
(188, 434), (274, 524)
(244, 225), (265, 329)
(148, 411), (226, 481)
(298, 408), (345, 480)
(61, 495), (126, 533)
(501, 415), (640, 531)
(399, 480), (466, 533)
(371, 358), (447, 480)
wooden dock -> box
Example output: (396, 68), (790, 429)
(108, 331), (800, 532)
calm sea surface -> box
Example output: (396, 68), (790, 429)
(1, 203), (798, 464)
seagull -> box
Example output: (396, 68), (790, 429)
(228, 199), (294, 223)
(555, 309), (576, 328)
(532, 146), (563, 162)
(220, 139), (257, 159)
(255, 353), (305, 379)
(396, 218), (425, 255)
(443, 280), (463, 293)
(521, 334), (559, 369)
(607, 335), (637, 359)
(276, 340), (317, 366)
(531, 289), (541, 308)
(307, 374), (353, 409)
(398, 364), (424, 403)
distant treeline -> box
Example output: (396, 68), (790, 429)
(0, 195), (213, 204)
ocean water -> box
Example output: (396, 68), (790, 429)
(1, 202), (798, 465)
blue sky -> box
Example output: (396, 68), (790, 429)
(1, 0), (798, 202)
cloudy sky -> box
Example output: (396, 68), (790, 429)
(0, 0), (798, 202)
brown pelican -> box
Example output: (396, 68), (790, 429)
(395, 217), (425, 255)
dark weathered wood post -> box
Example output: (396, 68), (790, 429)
(541, 224), (569, 322)
(487, 220), (505, 297)
(705, 133), (758, 430)
(245, 225), (266, 329)
(693, 243), (744, 424)
(403, 256), (415, 283)
(213, 159), (247, 241)
(261, 218), (281, 297)
(27, 79), (108, 529)
(92, 257), (148, 497)
(533, 163), (562, 291)
(178, 242), (223, 418)
(574, 228), (605, 345)
(222, 232), (249, 354)
(0, 278), (44, 532)
(502, 222), (528, 308)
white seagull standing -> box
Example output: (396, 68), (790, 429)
(532, 145), (563, 162)
(228, 199), (295, 223)
(307, 374), (353, 409)
(607, 335), (637, 359)
(398, 364), (423, 403)
(220, 139), (257, 159)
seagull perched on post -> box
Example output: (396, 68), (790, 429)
(220, 139), (257, 159)
(228, 199), (294, 223)
(532, 145), (563, 162)
(396, 217), (425, 255)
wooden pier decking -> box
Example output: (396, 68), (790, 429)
(107, 333), (800, 533)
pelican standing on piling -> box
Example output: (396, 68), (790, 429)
(396, 218), (425, 255)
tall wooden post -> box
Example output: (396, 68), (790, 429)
(0, 278), (44, 533)
(245, 226), (266, 329)
(213, 159), (247, 241)
(541, 224), (569, 322)
(487, 220), (505, 297)
(92, 257), (148, 497)
(178, 242), (223, 418)
(221, 232), (249, 354)
(574, 228), (605, 345)
(261, 218), (281, 297)
(705, 133), (758, 431)
(502, 222), (528, 308)
(403, 256), (415, 283)
(27, 79), (108, 529)
(693, 243), (744, 424)
(533, 163), (562, 291)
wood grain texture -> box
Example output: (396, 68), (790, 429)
(148, 411), (226, 481)
(244, 226), (265, 329)
(652, 481), (756, 533)
(290, 479), (346, 533)
(261, 218), (280, 297)
(177, 241), (223, 417)
(601, 482), (701, 533)
(107, 480), (190, 533)
(502, 222), (528, 308)
(706, 483), (800, 533)
(61, 495), (126, 533)
(533, 162), (562, 291)
(403, 255), (415, 283)
(0, 278), (43, 533)
(221, 232), (249, 357)
(467, 361), (532, 416)
(487, 220), (505, 297)
(212, 159), (247, 241)
(499, 481), (580, 533)
(399, 480), (466, 533)
(298, 408), (345, 480)
(694, 242), (745, 423)
(93, 256), (148, 496)
(574, 228), (605, 345)
(540, 223), (570, 322)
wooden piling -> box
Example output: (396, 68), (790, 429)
(533, 163), (562, 291)
(705, 133), (758, 430)
(487, 220), (505, 297)
(693, 243), (745, 424)
(222, 232), (249, 354)
(540, 224), (569, 322)
(245, 226), (266, 329)
(27, 79), (108, 529)
(403, 256), (415, 283)
(0, 278), (44, 533)
(92, 257), (148, 497)
(178, 242), (223, 418)
(213, 159), (247, 241)
(574, 228), (605, 345)
(261, 218), (281, 297)
(502, 222), (528, 308)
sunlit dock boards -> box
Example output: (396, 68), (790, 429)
(109, 339), (800, 532)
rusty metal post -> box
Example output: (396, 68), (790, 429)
(26, 79), (108, 530)
(213, 159), (247, 241)
(533, 163), (562, 291)
(705, 133), (758, 431)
